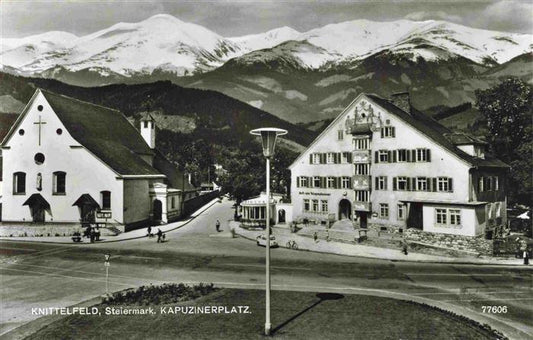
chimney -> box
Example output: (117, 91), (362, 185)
(390, 92), (411, 113)
(140, 114), (156, 149)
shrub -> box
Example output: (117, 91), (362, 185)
(102, 283), (218, 306)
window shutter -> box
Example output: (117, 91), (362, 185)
(406, 178), (411, 191)
(375, 151), (379, 163)
(387, 151), (392, 162)
(319, 153), (324, 164)
(321, 177), (326, 188)
(411, 150), (417, 162)
(406, 150), (411, 162)
(309, 154), (313, 164)
(392, 150), (397, 163)
(380, 128), (384, 138)
(337, 177), (342, 189)
(432, 178), (437, 192)
(375, 177), (379, 190)
(411, 178), (417, 191)
(448, 178), (453, 192)
(384, 177), (388, 190)
(335, 153), (340, 164)
(393, 177), (397, 191)
(392, 127), (396, 138)
(296, 176), (300, 188)
(426, 149), (431, 162)
(348, 177), (353, 189)
(347, 152), (352, 163)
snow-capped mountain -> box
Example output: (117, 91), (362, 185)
(228, 26), (301, 52)
(1, 14), (242, 77)
(1, 14), (531, 82)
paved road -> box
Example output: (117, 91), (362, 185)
(1, 199), (532, 339)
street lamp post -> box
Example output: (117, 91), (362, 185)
(250, 127), (288, 336)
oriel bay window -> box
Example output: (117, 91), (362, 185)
(13, 172), (26, 194)
(53, 171), (66, 194)
(354, 138), (369, 150)
(355, 190), (369, 202)
(355, 164), (369, 175)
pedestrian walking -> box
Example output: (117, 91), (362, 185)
(147, 225), (152, 237)
(326, 228), (330, 242)
(524, 248), (530, 265)
(216, 219), (221, 232)
(313, 231), (318, 243)
(402, 239), (409, 255)
(157, 228), (163, 243)
(95, 226), (101, 241)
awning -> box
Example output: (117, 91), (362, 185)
(72, 194), (100, 208)
(23, 193), (51, 209)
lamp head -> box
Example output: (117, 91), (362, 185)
(250, 127), (288, 158)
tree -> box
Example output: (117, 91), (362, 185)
(475, 78), (533, 205)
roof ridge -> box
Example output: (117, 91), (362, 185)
(40, 88), (123, 114)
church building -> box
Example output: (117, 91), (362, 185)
(0, 89), (197, 232)
(289, 92), (508, 237)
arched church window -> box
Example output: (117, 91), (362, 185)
(53, 171), (66, 194)
(13, 172), (26, 194)
(101, 191), (111, 210)
(34, 153), (45, 165)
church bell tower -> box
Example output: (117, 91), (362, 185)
(140, 114), (156, 149)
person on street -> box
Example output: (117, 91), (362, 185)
(216, 220), (221, 232)
(95, 226), (100, 241)
(147, 225), (152, 237)
(157, 228), (163, 243)
(524, 248), (530, 265)
(313, 231), (318, 243)
(326, 228), (330, 242)
(402, 239), (409, 255)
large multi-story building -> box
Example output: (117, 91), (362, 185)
(289, 92), (508, 237)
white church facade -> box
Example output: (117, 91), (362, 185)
(289, 92), (509, 237)
(0, 89), (197, 232)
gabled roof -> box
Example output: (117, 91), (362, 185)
(40, 90), (160, 176)
(366, 95), (508, 169)
(290, 92), (509, 170)
(153, 149), (196, 191)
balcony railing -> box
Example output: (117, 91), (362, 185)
(353, 150), (371, 163)
(353, 201), (371, 212)
(353, 175), (371, 190)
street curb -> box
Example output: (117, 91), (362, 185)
(234, 229), (529, 267)
(0, 199), (220, 245)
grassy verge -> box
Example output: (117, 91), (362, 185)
(27, 285), (506, 340)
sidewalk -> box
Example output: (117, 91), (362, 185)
(234, 224), (528, 266)
(0, 198), (220, 244)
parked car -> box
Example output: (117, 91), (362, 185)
(256, 234), (278, 247)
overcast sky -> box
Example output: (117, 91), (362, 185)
(2, 0), (532, 38)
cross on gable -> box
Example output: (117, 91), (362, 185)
(33, 115), (47, 146)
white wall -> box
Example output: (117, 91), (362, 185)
(290, 117), (354, 220)
(2, 91), (125, 223)
(422, 205), (478, 236)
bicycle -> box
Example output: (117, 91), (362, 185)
(286, 240), (298, 250)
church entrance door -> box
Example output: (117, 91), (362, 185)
(32, 207), (45, 223)
(81, 204), (96, 223)
(23, 194), (51, 224)
(153, 199), (163, 221)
